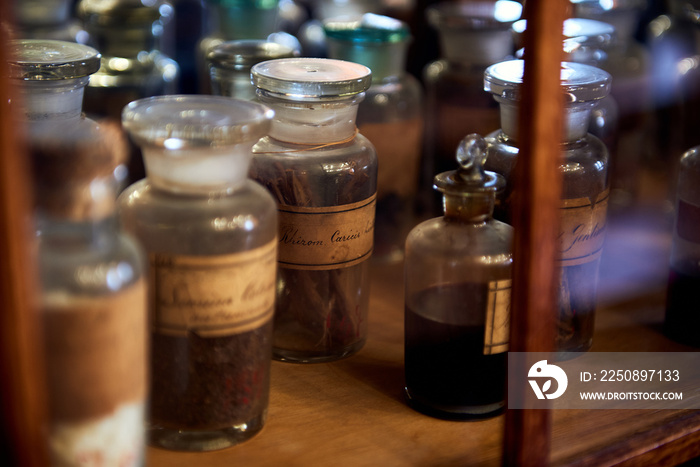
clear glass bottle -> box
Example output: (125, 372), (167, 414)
(77, 0), (180, 118)
(197, 0), (282, 94)
(8, 39), (101, 126)
(573, 0), (653, 207)
(12, 0), (84, 42)
(483, 60), (611, 354)
(6, 39), (124, 186)
(513, 17), (620, 161)
(118, 95), (276, 451)
(77, 0), (180, 183)
(31, 123), (147, 466)
(404, 134), (512, 420)
(249, 58), (377, 363)
(421, 0), (522, 217)
(665, 145), (700, 348)
(324, 13), (424, 262)
(207, 39), (297, 100)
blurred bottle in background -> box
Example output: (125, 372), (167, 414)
(77, 0), (180, 184)
(420, 0), (522, 218)
(325, 13), (424, 262)
(572, 0), (653, 208)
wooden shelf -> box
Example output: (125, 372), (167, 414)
(147, 201), (700, 467)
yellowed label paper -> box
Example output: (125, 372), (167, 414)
(558, 189), (609, 267)
(278, 194), (376, 270)
(150, 239), (277, 337)
(484, 279), (512, 355)
(43, 280), (148, 422)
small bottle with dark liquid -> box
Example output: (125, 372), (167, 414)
(665, 145), (700, 347)
(404, 135), (513, 419)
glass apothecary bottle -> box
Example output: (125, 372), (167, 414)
(404, 134), (512, 420)
(31, 123), (148, 466)
(573, 0), (652, 207)
(513, 17), (620, 159)
(77, 0), (179, 118)
(421, 0), (522, 217)
(483, 60), (611, 354)
(207, 39), (297, 100)
(249, 58), (377, 363)
(12, 0), (84, 42)
(77, 0), (180, 183)
(8, 39), (101, 126)
(665, 145), (700, 348)
(198, 0), (282, 94)
(118, 95), (277, 451)
(324, 13), (423, 262)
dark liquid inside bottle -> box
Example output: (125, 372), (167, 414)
(664, 267), (700, 347)
(404, 283), (506, 420)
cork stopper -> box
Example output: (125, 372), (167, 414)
(434, 134), (504, 220)
(31, 120), (128, 220)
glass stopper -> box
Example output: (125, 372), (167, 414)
(434, 134), (504, 196)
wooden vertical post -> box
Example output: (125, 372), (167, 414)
(502, 0), (568, 466)
(0, 6), (50, 466)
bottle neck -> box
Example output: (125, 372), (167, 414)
(326, 41), (407, 82)
(439, 28), (514, 65)
(256, 91), (361, 144)
(495, 98), (595, 142)
(443, 194), (494, 222)
(20, 77), (88, 121)
(142, 145), (254, 195)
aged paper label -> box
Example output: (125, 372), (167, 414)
(42, 280), (147, 422)
(483, 279), (512, 355)
(150, 239), (277, 337)
(278, 194), (376, 270)
(558, 189), (609, 267)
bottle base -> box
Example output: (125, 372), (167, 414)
(404, 388), (505, 421)
(273, 339), (365, 363)
(148, 412), (265, 452)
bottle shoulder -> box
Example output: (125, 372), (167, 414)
(118, 179), (278, 255)
(250, 135), (378, 205)
(119, 179), (277, 213)
(406, 217), (513, 256)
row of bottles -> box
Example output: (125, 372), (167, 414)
(12, 0), (700, 218)
(6, 1), (700, 462)
(9, 36), (380, 456)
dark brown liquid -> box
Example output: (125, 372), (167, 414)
(404, 284), (506, 419)
(664, 267), (700, 347)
